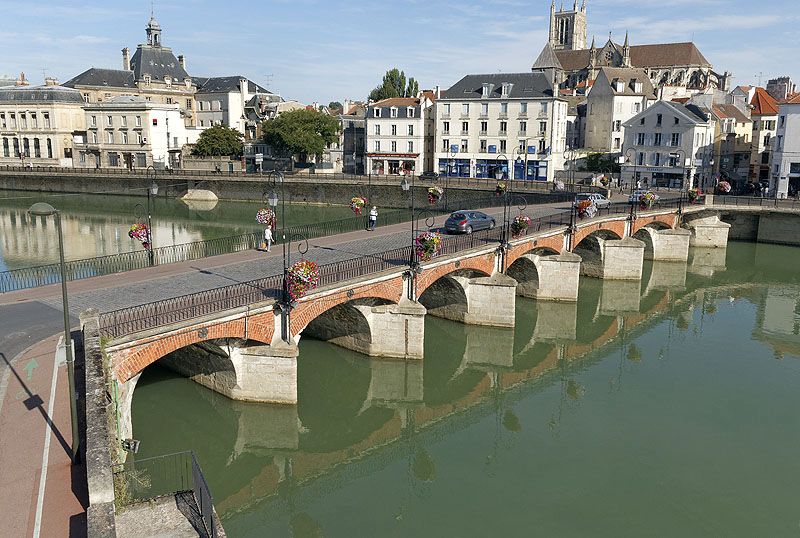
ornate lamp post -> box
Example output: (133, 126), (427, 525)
(669, 149), (687, 213)
(145, 166), (159, 266)
(623, 147), (638, 222)
(400, 176), (436, 300)
(27, 202), (80, 464)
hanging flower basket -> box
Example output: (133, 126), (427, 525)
(128, 223), (150, 249)
(286, 259), (319, 301)
(687, 188), (702, 203)
(510, 215), (532, 238)
(576, 199), (596, 219)
(717, 180), (732, 194)
(256, 208), (277, 228)
(427, 186), (443, 205)
(349, 196), (368, 215)
(494, 182), (507, 196)
(638, 191), (659, 209)
(414, 231), (442, 261)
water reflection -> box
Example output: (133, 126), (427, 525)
(0, 190), (352, 270)
(130, 243), (800, 537)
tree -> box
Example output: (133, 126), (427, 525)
(261, 108), (339, 161)
(328, 101), (343, 111)
(369, 68), (420, 101)
(582, 152), (621, 173)
(193, 125), (243, 157)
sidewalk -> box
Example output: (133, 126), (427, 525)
(0, 334), (87, 538)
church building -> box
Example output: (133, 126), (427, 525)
(543, 1), (730, 94)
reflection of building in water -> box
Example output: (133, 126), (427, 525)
(0, 208), (204, 268)
(754, 286), (800, 357)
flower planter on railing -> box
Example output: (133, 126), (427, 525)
(415, 231), (442, 261)
(128, 223), (151, 250)
(349, 196), (368, 215)
(427, 186), (443, 205)
(287, 259), (320, 300)
(256, 208), (277, 228)
(638, 191), (659, 209)
(510, 215), (532, 238)
(687, 188), (702, 204)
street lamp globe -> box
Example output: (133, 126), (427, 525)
(400, 177), (410, 192)
(27, 202), (57, 216)
(149, 182), (159, 196)
(267, 190), (279, 208)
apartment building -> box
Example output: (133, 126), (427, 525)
(365, 94), (435, 175)
(771, 94), (800, 197)
(749, 87), (779, 183)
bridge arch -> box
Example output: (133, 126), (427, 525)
(418, 269), (488, 321)
(302, 297), (395, 354)
(572, 229), (622, 277)
(506, 247), (558, 298)
(632, 222), (671, 259)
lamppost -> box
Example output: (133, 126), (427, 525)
(669, 149), (687, 213)
(27, 202), (80, 464)
(400, 176), (435, 300)
(145, 166), (159, 266)
(564, 146), (576, 188)
(495, 165), (527, 270)
(264, 170), (293, 342)
(623, 147), (638, 222)
(512, 140), (530, 182)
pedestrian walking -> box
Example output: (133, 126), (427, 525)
(263, 225), (273, 252)
(368, 206), (378, 231)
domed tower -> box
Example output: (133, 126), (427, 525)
(146, 14), (162, 47)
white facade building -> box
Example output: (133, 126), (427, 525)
(585, 67), (656, 152)
(621, 100), (716, 189)
(194, 76), (280, 138)
(433, 72), (567, 181)
(749, 87), (779, 184)
(81, 96), (200, 169)
(771, 94), (800, 197)
(365, 95), (435, 175)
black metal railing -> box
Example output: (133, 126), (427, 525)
(112, 451), (218, 537)
(711, 195), (800, 210)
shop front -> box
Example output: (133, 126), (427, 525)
(476, 158), (509, 179)
(438, 158), (471, 177)
(513, 158), (548, 181)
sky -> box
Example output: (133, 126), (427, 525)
(2, 0), (798, 104)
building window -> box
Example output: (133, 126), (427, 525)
(637, 152), (644, 166)
(391, 124), (397, 136)
(83, 93), (90, 103)
(136, 132), (143, 144)
(442, 139), (450, 152)
(654, 133), (662, 146)
(500, 102), (508, 116)
(443, 104), (450, 116)
(391, 141), (397, 152)
(9, 113), (16, 128)
(407, 107), (415, 118)
(480, 121), (488, 134)
(46, 138), (52, 159)
(499, 139), (507, 152)
(107, 131), (114, 144)
(462, 121), (469, 134)
(481, 102), (488, 116)
(462, 103), (469, 116)
(671, 133), (680, 146)
(408, 124), (414, 136)
(106, 115), (113, 126)
(613, 120), (621, 132)
(31, 113), (37, 128)
(121, 116), (127, 127)
(374, 125), (380, 135)
(374, 141), (380, 151)
(108, 152), (119, 166)
(12, 138), (19, 157)
(90, 131), (98, 144)
(480, 139), (487, 152)
(186, 99), (192, 110)
(633, 103), (641, 114)
(519, 121), (527, 134)
(640, 117), (645, 125)
(166, 97), (173, 104)
(460, 139), (468, 152)
(520, 102), (528, 115)
(199, 101), (205, 111)
(777, 135), (783, 151)
(656, 114), (663, 126)
(538, 139), (546, 153)
(121, 131), (128, 144)
(443, 121), (449, 134)
(636, 133), (646, 145)
(390, 108), (398, 118)
(90, 115), (97, 127)
(613, 138), (621, 149)
(373, 108), (380, 118)
(2, 138), (8, 157)
(541, 102), (548, 115)
(0, 113), (4, 129)
(22, 137), (29, 156)
(408, 141), (414, 152)
(674, 117), (679, 125)
(790, 163), (800, 174)
(33, 138), (40, 157)
(653, 153), (661, 166)
(539, 121), (547, 134)
(79, 151), (86, 164)
(136, 152), (147, 167)
(20, 113), (27, 129)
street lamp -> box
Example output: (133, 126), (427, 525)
(401, 176), (435, 300)
(145, 166), (159, 266)
(265, 170), (294, 342)
(623, 147), (638, 222)
(669, 149), (687, 213)
(27, 202), (80, 464)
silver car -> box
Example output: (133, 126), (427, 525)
(444, 211), (496, 234)
(574, 193), (611, 208)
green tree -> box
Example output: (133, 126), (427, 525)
(193, 125), (243, 157)
(328, 101), (343, 111)
(261, 108), (339, 161)
(369, 68), (420, 101)
(583, 152), (621, 173)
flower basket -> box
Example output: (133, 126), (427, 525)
(717, 180), (731, 194)
(427, 186), (443, 205)
(576, 200), (595, 219)
(128, 223), (150, 249)
(286, 259), (319, 301)
(414, 231), (442, 261)
(256, 208), (277, 228)
(349, 196), (368, 215)
(494, 182), (507, 196)
(687, 188), (702, 203)
(638, 191), (659, 209)
(510, 215), (532, 238)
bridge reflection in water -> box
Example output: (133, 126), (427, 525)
(129, 241), (800, 535)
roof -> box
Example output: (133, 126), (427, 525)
(421, 89), (437, 103)
(370, 97), (421, 107)
(784, 93), (800, 105)
(441, 72), (554, 100)
(672, 97), (690, 104)
(532, 43), (563, 70)
(712, 104), (751, 123)
(64, 67), (135, 88)
(597, 67), (656, 97)
(750, 87), (779, 115)
(129, 45), (190, 82)
(682, 103), (711, 122)
(555, 41), (711, 71)
(195, 76), (271, 95)
(0, 85), (84, 104)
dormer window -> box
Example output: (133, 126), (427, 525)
(614, 79), (625, 93)
(164, 76), (172, 87)
(143, 74), (151, 86)
(482, 83), (494, 98)
(501, 83), (512, 97)
(390, 107), (398, 118)
(633, 81), (643, 93)
(407, 107), (415, 118)
(373, 108), (380, 118)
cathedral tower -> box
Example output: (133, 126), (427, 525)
(548, 0), (587, 51)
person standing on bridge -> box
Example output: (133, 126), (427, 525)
(368, 206), (378, 231)
(264, 224), (274, 252)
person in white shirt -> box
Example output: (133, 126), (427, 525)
(264, 225), (273, 252)
(368, 206), (378, 231)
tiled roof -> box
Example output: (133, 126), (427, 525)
(130, 45), (190, 82)
(555, 41), (711, 71)
(441, 72), (553, 100)
(784, 93), (800, 104)
(597, 67), (656, 97)
(195, 76), (271, 94)
(0, 85), (84, 104)
(672, 97), (690, 104)
(371, 97), (420, 107)
(750, 87), (779, 115)
(712, 104), (751, 123)
(532, 43), (563, 70)
(421, 90), (437, 103)
(64, 67), (135, 88)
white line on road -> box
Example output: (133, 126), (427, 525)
(32, 337), (64, 538)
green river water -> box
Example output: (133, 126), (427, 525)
(0, 190), (352, 271)
(130, 242), (800, 537)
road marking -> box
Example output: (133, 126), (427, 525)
(24, 358), (39, 380)
(32, 338), (63, 538)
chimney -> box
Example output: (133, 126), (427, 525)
(178, 55), (186, 71)
(44, 77), (59, 86)
(122, 47), (130, 71)
(435, 85), (441, 99)
(15, 72), (29, 87)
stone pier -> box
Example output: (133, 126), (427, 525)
(579, 237), (646, 280)
(686, 216), (731, 248)
(510, 252), (582, 302)
(336, 301), (427, 359)
(647, 229), (691, 261)
(424, 273), (518, 328)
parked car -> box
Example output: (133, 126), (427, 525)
(420, 171), (439, 181)
(574, 193), (611, 208)
(445, 211), (496, 234)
